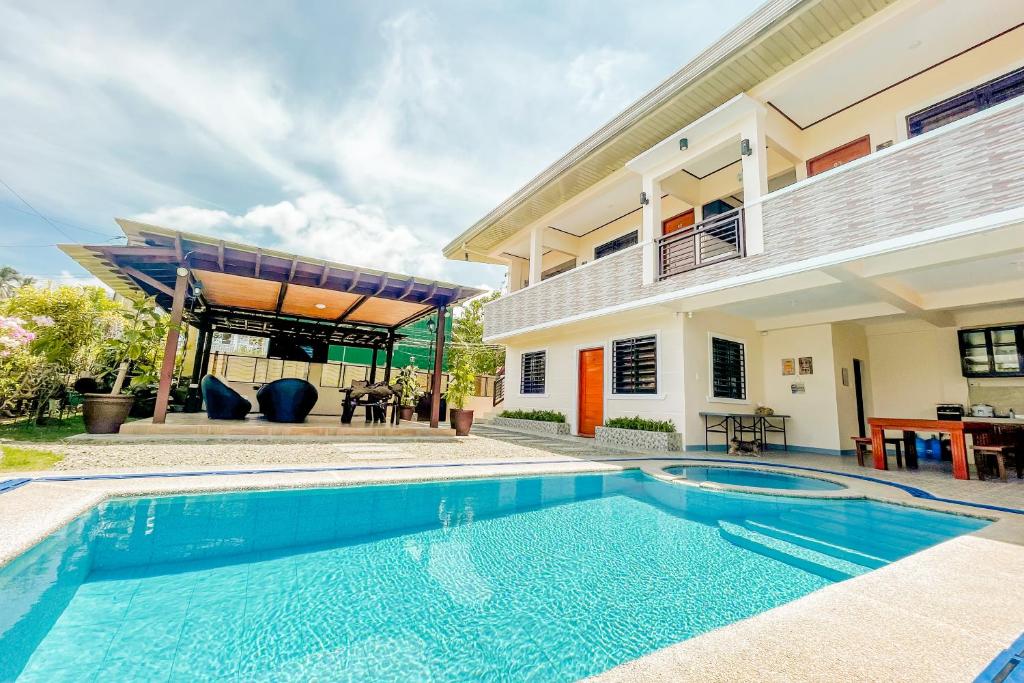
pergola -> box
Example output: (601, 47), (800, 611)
(60, 219), (484, 427)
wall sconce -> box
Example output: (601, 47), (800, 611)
(678, 138), (688, 151)
(740, 138), (752, 156)
(640, 192), (649, 206)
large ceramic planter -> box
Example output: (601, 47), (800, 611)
(400, 406), (415, 422)
(82, 394), (134, 434)
(492, 416), (570, 436)
(595, 426), (682, 452)
(450, 408), (474, 436)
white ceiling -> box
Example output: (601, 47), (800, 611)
(716, 283), (877, 320)
(547, 174), (641, 237)
(886, 252), (1024, 294)
(764, 0), (1024, 127)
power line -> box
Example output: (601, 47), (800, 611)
(0, 177), (117, 241)
(0, 202), (117, 238)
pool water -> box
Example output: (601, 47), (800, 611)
(667, 466), (848, 491)
(0, 470), (985, 682)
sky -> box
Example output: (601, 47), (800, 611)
(0, 0), (761, 291)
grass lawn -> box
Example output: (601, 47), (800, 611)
(0, 415), (87, 442)
(0, 445), (63, 471)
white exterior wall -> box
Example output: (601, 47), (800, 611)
(681, 311), (764, 449)
(502, 309), (686, 437)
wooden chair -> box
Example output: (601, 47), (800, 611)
(851, 436), (904, 468)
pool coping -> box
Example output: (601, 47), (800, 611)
(1, 456), (1022, 682)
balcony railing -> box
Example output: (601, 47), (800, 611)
(657, 208), (744, 280)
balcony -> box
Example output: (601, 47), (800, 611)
(658, 208), (744, 281)
(484, 97), (1024, 341)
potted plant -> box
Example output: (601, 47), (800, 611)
(394, 364), (422, 421)
(444, 356), (476, 436)
(83, 295), (167, 434)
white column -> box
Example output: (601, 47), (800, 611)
(528, 225), (543, 287)
(740, 109), (769, 256)
(640, 176), (663, 286)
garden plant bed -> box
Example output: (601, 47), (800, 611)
(595, 425), (682, 452)
(492, 416), (570, 436)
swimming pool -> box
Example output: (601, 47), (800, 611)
(667, 466), (848, 491)
(0, 470), (985, 681)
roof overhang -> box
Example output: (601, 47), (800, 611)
(60, 219), (484, 335)
(443, 0), (897, 259)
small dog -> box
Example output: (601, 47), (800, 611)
(728, 437), (763, 455)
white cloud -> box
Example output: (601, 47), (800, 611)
(32, 270), (110, 291)
(566, 48), (649, 112)
(136, 190), (448, 278)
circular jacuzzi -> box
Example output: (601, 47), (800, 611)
(666, 466), (847, 491)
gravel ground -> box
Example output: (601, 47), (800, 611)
(32, 432), (598, 473)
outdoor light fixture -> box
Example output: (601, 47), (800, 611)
(640, 192), (649, 206)
(740, 138), (752, 156)
(176, 267), (189, 277)
(678, 138), (688, 151)
(427, 319), (437, 334)
(314, 303), (327, 310)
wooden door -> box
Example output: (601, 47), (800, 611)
(662, 209), (695, 235)
(578, 348), (604, 437)
(806, 136), (871, 177)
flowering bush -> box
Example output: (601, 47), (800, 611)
(0, 316), (35, 357)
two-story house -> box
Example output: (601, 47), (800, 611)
(444, 0), (1024, 454)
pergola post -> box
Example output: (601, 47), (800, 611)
(383, 332), (396, 383)
(153, 267), (189, 424)
(198, 327), (213, 378)
(185, 324), (208, 412)
(369, 345), (379, 384)
(429, 305), (447, 428)
(190, 326), (208, 381)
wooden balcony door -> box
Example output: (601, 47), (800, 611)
(578, 347), (604, 437)
(806, 136), (871, 177)
(662, 209), (695, 235)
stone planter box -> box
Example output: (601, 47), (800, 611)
(492, 416), (570, 436)
(595, 426), (682, 451)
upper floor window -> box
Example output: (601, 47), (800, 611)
(711, 336), (746, 401)
(595, 231), (638, 260)
(520, 351), (546, 394)
(908, 66), (1024, 137)
(612, 335), (657, 394)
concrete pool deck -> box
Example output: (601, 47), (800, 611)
(1, 427), (1022, 681)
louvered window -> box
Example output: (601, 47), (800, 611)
(711, 337), (746, 400)
(908, 66), (1024, 137)
(595, 231), (638, 260)
(612, 336), (657, 394)
(520, 351), (546, 394)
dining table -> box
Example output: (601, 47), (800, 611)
(867, 417), (971, 480)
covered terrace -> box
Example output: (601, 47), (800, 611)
(60, 219), (483, 435)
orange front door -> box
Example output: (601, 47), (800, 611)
(578, 348), (604, 437)
(662, 209), (695, 235)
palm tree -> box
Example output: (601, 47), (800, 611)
(0, 266), (35, 298)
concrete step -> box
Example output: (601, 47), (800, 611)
(718, 521), (872, 582)
(741, 520), (887, 570)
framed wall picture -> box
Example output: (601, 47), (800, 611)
(791, 382), (805, 394)
(798, 356), (813, 375)
(781, 358), (795, 376)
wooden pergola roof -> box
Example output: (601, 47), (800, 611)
(60, 219), (484, 342)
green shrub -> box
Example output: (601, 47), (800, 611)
(499, 409), (566, 423)
(604, 416), (676, 433)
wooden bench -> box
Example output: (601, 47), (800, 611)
(971, 444), (1021, 482)
(851, 436), (904, 468)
